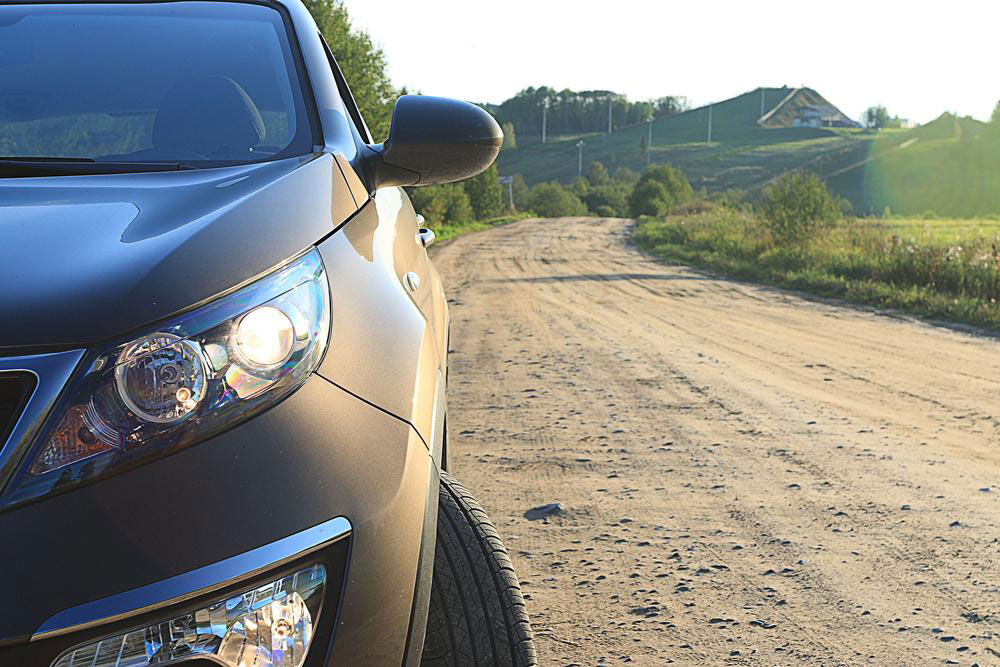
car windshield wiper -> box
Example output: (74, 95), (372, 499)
(0, 158), (199, 177)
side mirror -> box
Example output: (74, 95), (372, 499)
(364, 95), (502, 189)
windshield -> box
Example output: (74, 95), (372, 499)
(0, 2), (315, 166)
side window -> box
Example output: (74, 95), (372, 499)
(320, 34), (373, 145)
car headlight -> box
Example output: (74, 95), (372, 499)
(2, 249), (330, 507)
(51, 564), (326, 667)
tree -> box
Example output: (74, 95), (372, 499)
(654, 96), (689, 116)
(302, 0), (399, 141)
(585, 160), (610, 187)
(511, 174), (531, 210)
(862, 105), (890, 130)
(463, 163), (503, 219)
(528, 182), (588, 217)
(612, 167), (639, 186)
(501, 122), (517, 150)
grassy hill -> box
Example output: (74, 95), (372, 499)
(500, 87), (999, 217)
(499, 86), (870, 194)
(822, 113), (998, 217)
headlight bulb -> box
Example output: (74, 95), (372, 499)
(115, 334), (207, 423)
(234, 306), (295, 369)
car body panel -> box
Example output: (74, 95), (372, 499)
(317, 196), (447, 450)
(0, 376), (433, 666)
(0, 154), (357, 350)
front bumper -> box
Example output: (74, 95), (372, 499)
(0, 375), (437, 665)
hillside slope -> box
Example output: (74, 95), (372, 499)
(498, 86), (868, 197)
(499, 85), (998, 217)
(823, 113), (994, 216)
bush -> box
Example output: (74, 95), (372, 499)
(759, 172), (841, 241)
(408, 183), (473, 226)
(464, 163), (504, 219)
(582, 183), (630, 217)
(528, 182), (588, 217)
(629, 180), (673, 217)
(628, 164), (693, 218)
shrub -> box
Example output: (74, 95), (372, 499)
(582, 183), (630, 217)
(759, 172), (841, 241)
(528, 182), (588, 217)
(408, 183), (473, 226)
(629, 180), (673, 217)
(628, 164), (693, 218)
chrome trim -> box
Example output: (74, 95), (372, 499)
(418, 227), (436, 248)
(33, 516), (352, 641)
(0, 350), (86, 493)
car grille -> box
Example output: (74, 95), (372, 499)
(0, 373), (35, 448)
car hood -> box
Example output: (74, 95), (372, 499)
(0, 154), (358, 350)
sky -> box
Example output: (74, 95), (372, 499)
(340, 0), (998, 125)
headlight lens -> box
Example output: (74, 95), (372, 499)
(4, 249), (330, 506)
(51, 564), (326, 667)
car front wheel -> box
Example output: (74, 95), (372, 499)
(421, 472), (537, 667)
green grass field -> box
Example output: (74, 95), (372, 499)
(867, 217), (1000, 246)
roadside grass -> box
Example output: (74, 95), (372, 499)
(632, 205), (1000, 330)
(429, 213), (528, 243)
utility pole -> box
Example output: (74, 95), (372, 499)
(498, 175), (515, 211)
(646, 117), (653, 168)
(541, 98), (549, 144)
(576, 140), (585, 177)
(707, 104), (713, 144)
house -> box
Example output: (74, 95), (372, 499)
(793, 105), (861, 128)
(793, 105), (824, 128)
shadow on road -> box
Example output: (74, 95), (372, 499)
(492, 272), (716, 284)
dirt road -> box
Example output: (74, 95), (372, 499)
(432, 217), (1000, 666)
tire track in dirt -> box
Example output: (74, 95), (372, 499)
(433, 217), (1000, 666)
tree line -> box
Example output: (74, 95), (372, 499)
(484, 87), (688, 141)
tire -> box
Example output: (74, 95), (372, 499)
(421, 472), (537, 667)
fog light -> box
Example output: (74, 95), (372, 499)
(51, 565), (325, 667)
(234, 306), (295, 369)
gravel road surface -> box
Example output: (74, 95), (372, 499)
(433, 217), (1000, 666)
